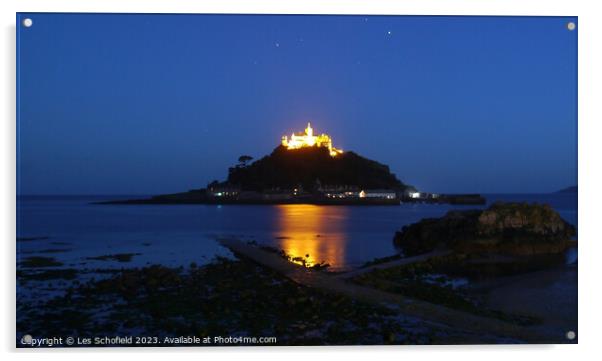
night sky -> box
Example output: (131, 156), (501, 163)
(17, 14), (577, 195)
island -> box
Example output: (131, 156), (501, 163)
(102, 123), (486, 206)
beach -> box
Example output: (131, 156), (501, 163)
(17, 193), (577, 345)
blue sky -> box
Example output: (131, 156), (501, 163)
(17, 14), (577, 194)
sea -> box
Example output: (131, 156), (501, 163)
(16, 193), (577, 272)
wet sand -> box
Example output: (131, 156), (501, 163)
(474, 265), (577, 338)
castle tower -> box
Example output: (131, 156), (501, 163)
(305, 122), (313, 137)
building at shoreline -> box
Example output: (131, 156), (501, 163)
(281, 122), (343, 157)
(359, 189), (397, 200)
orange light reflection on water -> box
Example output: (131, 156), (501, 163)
(273, 204), (348, 270)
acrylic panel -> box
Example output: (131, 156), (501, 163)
(16, 13), (577, 347)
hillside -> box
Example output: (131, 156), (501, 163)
(226, 145), (406, 191)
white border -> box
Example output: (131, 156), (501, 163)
(2, 0), (601, 360)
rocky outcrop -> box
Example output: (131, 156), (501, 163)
(393, 202), (576, 257)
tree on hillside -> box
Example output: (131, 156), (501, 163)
(238, 155), (253, 167)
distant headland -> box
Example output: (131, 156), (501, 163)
(102, 123), (485, 206)
(556, 185), (577, 193)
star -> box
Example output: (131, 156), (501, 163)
(387, 31), (392, 35)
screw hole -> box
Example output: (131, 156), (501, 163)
(567, 22), (576, 31)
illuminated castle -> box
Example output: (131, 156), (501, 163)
(281, 123), (343, 157)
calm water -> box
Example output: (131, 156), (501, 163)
(17, 193), (577, 271)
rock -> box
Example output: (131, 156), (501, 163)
(393, 202), (576, 257)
